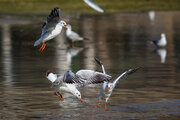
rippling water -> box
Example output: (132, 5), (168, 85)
(0, 11), (180, 120)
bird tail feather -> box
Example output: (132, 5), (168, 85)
(34, 39), (42, 47)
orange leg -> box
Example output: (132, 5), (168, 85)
(104, 102), (107, 111)
(54, 92), (64, 101)
(97, 100), (100, 108)
(39, 40), (46, 52)
(97, 103), (100, 108)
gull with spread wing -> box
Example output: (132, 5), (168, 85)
(94, 57), (139, 111)
(46, 71), (82, 102)
(34, 8), (67, 52)
(46, 68), (111, 102)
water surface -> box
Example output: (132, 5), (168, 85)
(0, 11), (180, 120)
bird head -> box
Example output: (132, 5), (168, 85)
(60, 20), (68, 28)
(106, 83), (112, 92)
(74, 90), (82, 102)
(161, 33), (166, 38)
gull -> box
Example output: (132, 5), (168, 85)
(94, 57), (139, 111)
(66, 24), (87, 45)
(46, 69), (111, 101)
(153, 33), (167, 47)
(46, 71), (82, 102)
(34, 8), (67, 52)
(83, 0), (104, 13)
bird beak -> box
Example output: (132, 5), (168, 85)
(64, 24), (68, 29)
(78, 98), (82, 102)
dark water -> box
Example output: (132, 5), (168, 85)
(0, 11), (180, 120)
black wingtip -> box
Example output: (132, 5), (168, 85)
(83, 37), (89, 40)
(47, 7), (60, 22)
(129, 67), (140, 74)
(94, 57), (103, 66)
(152, 40), (157, 45)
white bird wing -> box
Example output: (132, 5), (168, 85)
(83, 0), (104, 13)
(112, 67), (140, 88)
(94, 57), (106, 74)
(42, 8), (61, 34)
(76, 70), (112, 85)
(68, 31), (83, 41)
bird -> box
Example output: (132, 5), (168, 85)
(46, 71), (82, 102)
(46, 69), (111, 101)
(66, 24), (87, 45)
(83, 0), (104, 13)
(34, 8), (67, 52)
(153, 33), (167, 47)
(94, 57), (139, 111)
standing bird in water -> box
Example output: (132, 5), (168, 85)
(66, 24), (87, 46)
(34, 8), (67, 52)
(153, 33), (167, 47)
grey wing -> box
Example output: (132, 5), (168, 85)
(42, 8), (60, 34)
(69, 31), (83, 40)
(51, 76), (63, 88)
(63, 73), (87, 85)
(113, 67), (140, 86)
(76, 70), (112, 84)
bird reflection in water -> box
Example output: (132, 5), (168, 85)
(66, 47), (84, 66)
(156, 48), (167, 63)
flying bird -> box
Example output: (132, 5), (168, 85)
(83, 0), (104, 13)
(34, 8), (67, 52)
(94, 57), (139, 111)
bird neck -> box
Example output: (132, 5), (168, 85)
(160, 36), (167, 44)
(66, 27), (72, 35)
(56, 23), (63, 31)
(67, 27), (72, 32)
